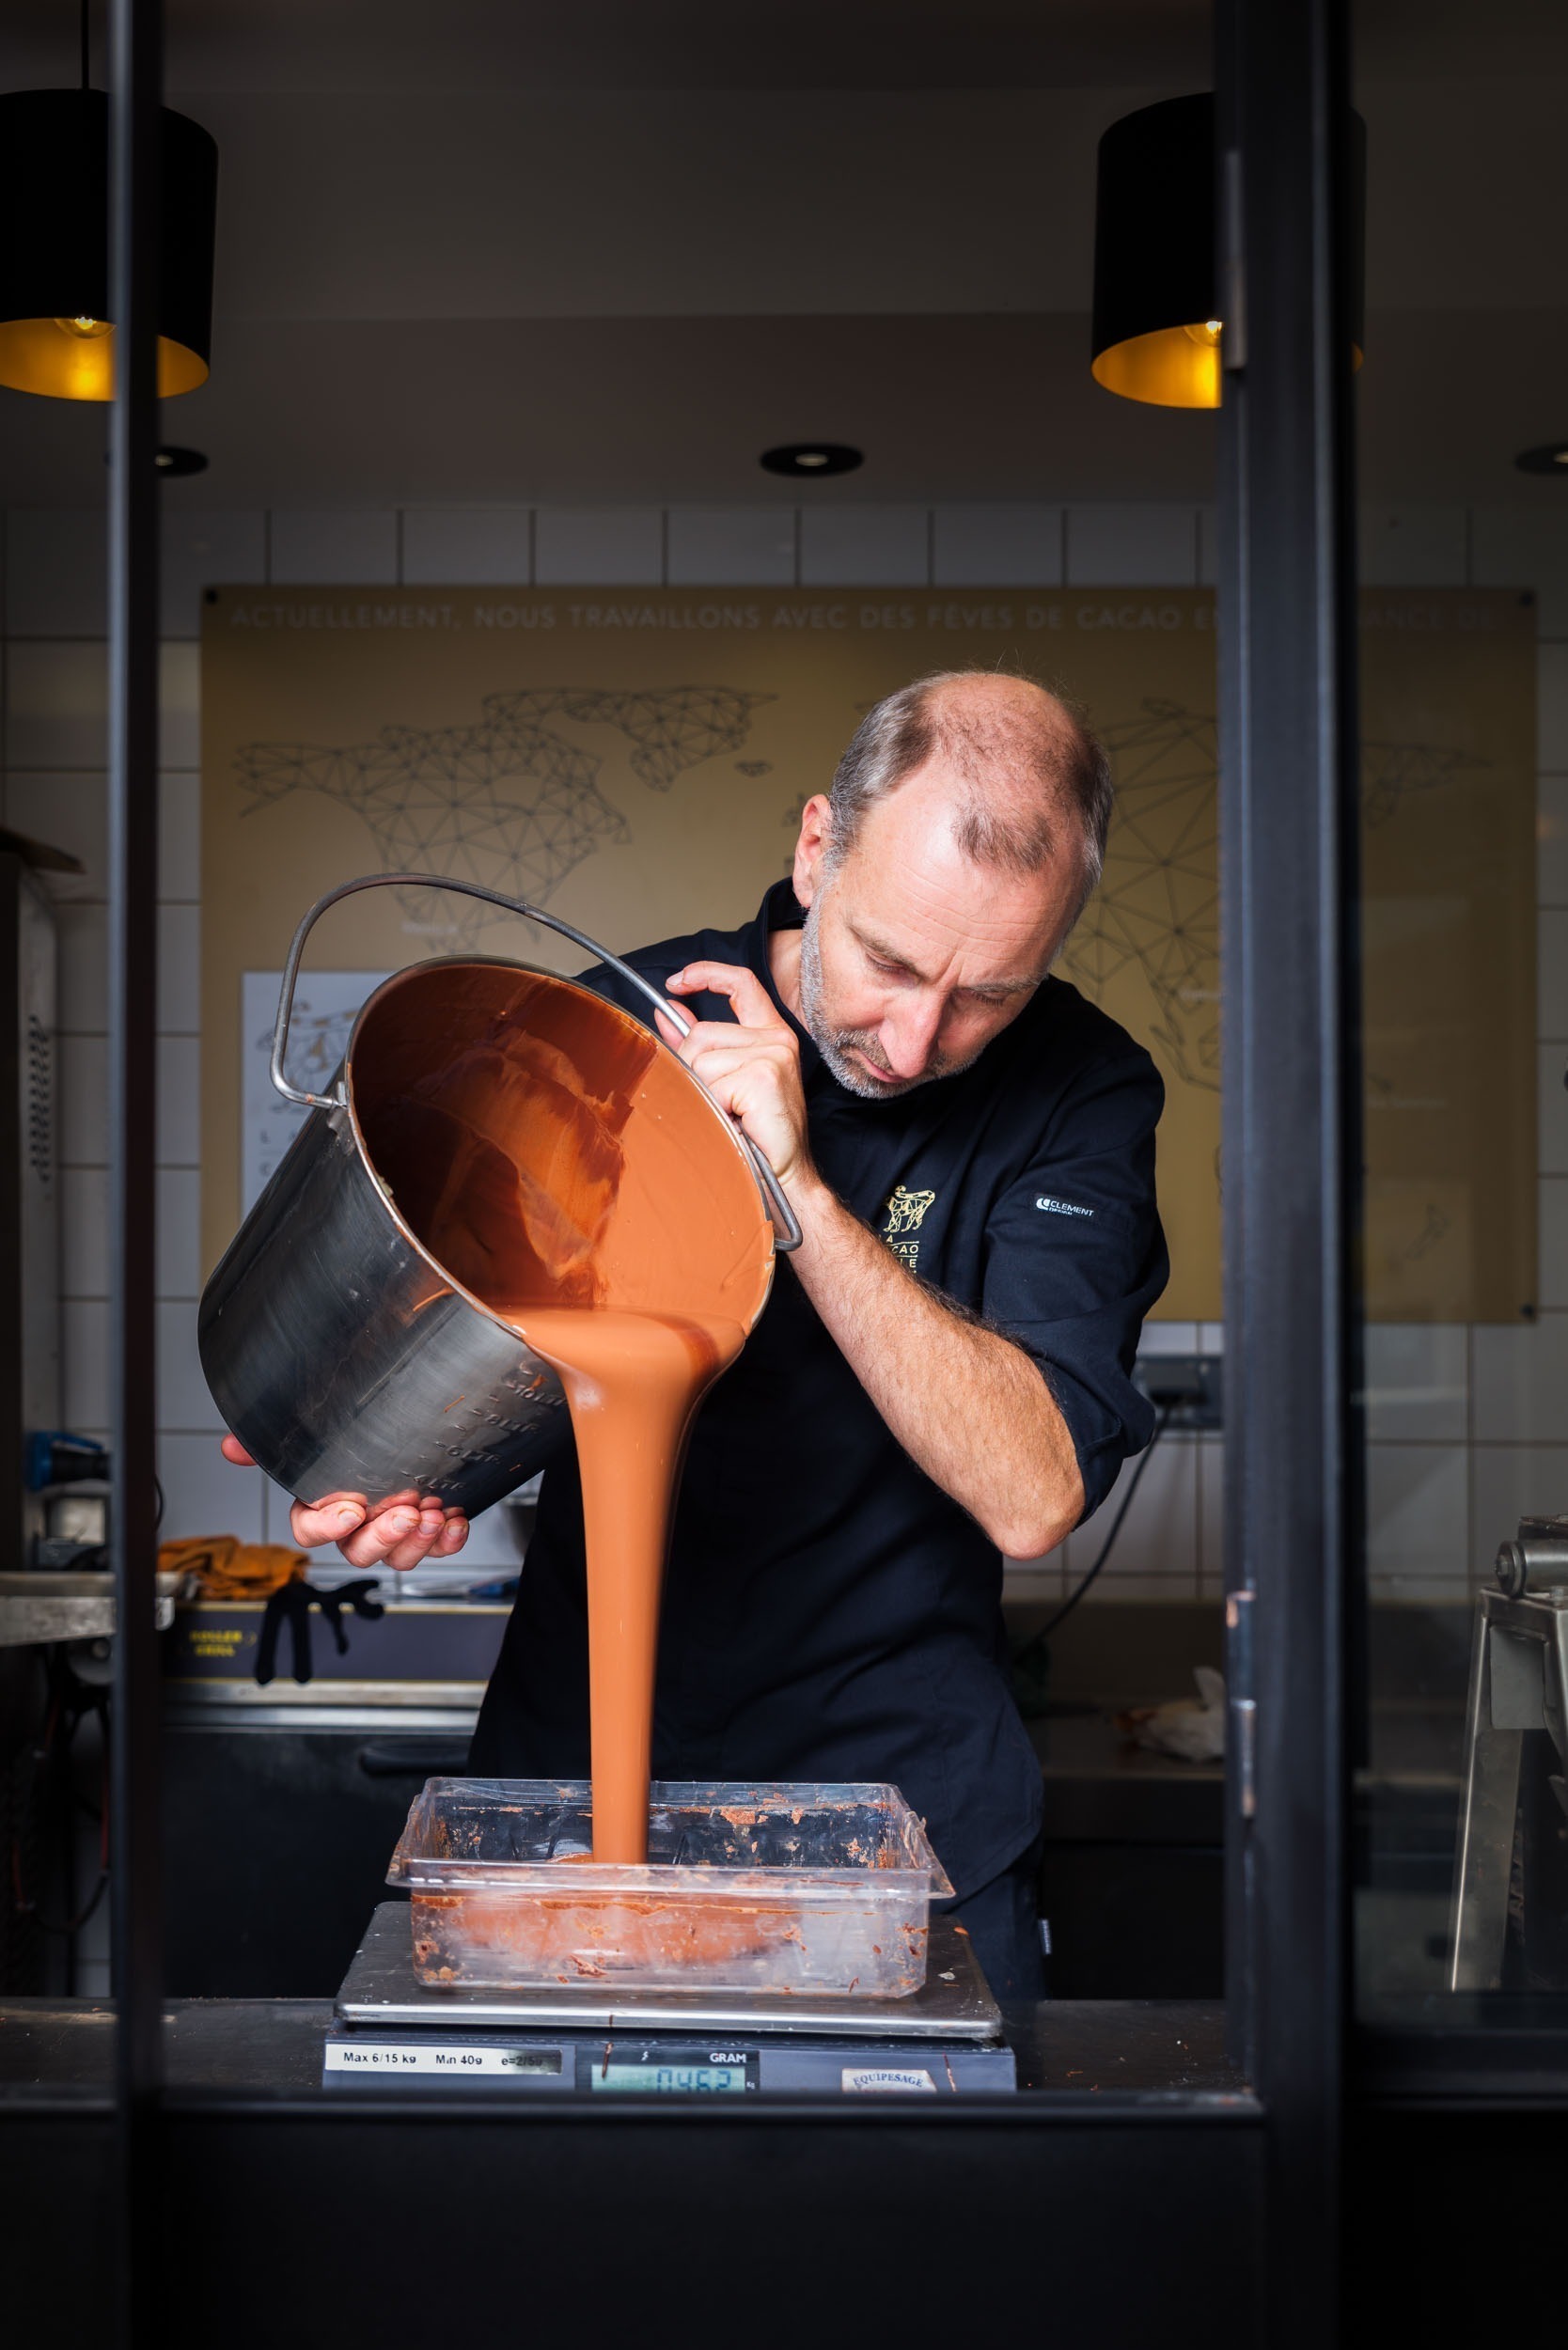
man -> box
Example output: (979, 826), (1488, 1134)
(224, 670), (1168, 1995)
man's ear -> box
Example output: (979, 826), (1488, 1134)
(792, 794), (834, 907)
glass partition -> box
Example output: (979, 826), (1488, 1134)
(1352, 0), (1568, 2035)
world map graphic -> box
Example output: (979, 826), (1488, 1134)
(235, 685), (771, 939)
(1058, 698), (1487, 1093)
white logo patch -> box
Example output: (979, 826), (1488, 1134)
(1035, 1195), (1094, 1220)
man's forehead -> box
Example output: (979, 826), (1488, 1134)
(838, 858), (1058, 990)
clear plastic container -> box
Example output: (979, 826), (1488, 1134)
(386, 1778), (955, 1998)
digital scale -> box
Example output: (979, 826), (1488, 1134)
(326, 1903), (1016, 2094)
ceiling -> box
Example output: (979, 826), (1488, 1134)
(1, 1), (1565, 510)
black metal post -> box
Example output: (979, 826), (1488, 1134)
(1215, 0), (1361, 2342)
(107, 0), (164, 2335)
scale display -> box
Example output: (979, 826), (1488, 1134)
(577, 2046), (758, 2093)
(590, 2060), (748, 2095)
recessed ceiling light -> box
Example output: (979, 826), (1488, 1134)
(102, 444), (208, 475)
(760, 443), (863, 478)
(1515, 443), (1568, 476)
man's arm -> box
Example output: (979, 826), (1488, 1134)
(663, 962), (1084, 1558)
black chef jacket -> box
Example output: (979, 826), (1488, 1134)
(470, 881), (1168, 1897)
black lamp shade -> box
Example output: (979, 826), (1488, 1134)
(1091, 91), (1365, 408)
(0, 88), (217, 400)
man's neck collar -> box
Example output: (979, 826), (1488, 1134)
(768, 921), (805, 1023)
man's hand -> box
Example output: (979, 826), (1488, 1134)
(218, 1435), (469, 1572)
(661, 962), (816, 1193)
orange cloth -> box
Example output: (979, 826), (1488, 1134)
(159, 1534), (306, 1600)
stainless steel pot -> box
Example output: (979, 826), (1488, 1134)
(198, 874), (795, 1518)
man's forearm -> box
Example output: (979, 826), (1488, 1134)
(787, 1173), (1085, 1558)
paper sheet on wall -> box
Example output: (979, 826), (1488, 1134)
(242, 969), (388, 1211)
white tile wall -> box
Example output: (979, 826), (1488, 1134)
(161, 509), (266, 638)
(1472, 508), (1568, 636)
(4, 640), (108, 767)
(161, 772), (200, 900)
(1358, 506), (1467, 588)
(159, 641), (201, 768)
(1540, 774), (1568, 910)
(1540, 909), (1568, 1039)
(62, 1299), (108, 1428)
(1472, 1316), (1568, 1445)
(931, 505), (1062, 588)
(158, 1300), (220, 1431)
(1197, 1435), (1223, 1591)
(157, 1167), (202, 1297)
(1540, 1181), (1568, 1309)
(666, 508), (796, 586)
(55, 902), (106, 1031)
(4, 509), (107, 636)
(1542, 643), (1568, 773)
(160, 1431), (265, 1544)
(1076, 1433), (1200, 1586)
(268, 509), (399, 586)
(1364, 1324), (1468, 1442)
(57, 1034), (107, 1162)
(533, 507), (663, 585)
(798, 507), (929, 588)
(156, 1036), (201, 1166)
(1540, 1043), (1568, 1175)
(1065, 505), (1199, 587)
(401, 508), (532, 586)
(25, 901), (200, 1033)
(58, 1031), (199, 1166)
(58, 1167), (107, 1298)
(1367, 1444), (1470, 1582)
(58, 1166), (199, 1300)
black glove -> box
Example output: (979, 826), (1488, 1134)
(255, 1578), (385, 1687)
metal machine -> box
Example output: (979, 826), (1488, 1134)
(1450, 1514), (1568, 1991)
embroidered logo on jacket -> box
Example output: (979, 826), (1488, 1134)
(1035, 1195), (1094, 1219)
(881, 1184), (936, 1271)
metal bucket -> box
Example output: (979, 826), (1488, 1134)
(198, 874), (795, 1518)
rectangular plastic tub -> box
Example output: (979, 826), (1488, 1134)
(386, 1778), (955, 1998)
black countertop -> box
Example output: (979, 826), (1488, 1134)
(0, 1992), (1241, 2101)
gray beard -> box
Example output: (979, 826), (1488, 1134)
(796, 892), (982, 1100)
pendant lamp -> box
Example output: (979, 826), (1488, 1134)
(1091, 92), (1365, 408)
(0, 84), (217, 400)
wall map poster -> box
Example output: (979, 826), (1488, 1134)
(201, 584), (1537, 1321)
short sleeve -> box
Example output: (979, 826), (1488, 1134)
(981, 1046), (1169, 1522)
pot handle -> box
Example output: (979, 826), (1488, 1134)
(271, 872), (804, 1253)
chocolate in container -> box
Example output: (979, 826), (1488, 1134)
(386, 1778), (956, 1999)
(197, 872), (794, 1522)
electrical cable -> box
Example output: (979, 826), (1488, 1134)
(1029, 1404), (1172, 1644)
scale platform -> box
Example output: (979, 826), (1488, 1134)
(327, 1902), (1014, 2094)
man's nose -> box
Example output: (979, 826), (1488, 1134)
(881, 996), (945, 1079)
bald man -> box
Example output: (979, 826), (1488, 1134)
(258, 671), (1169, 1996)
